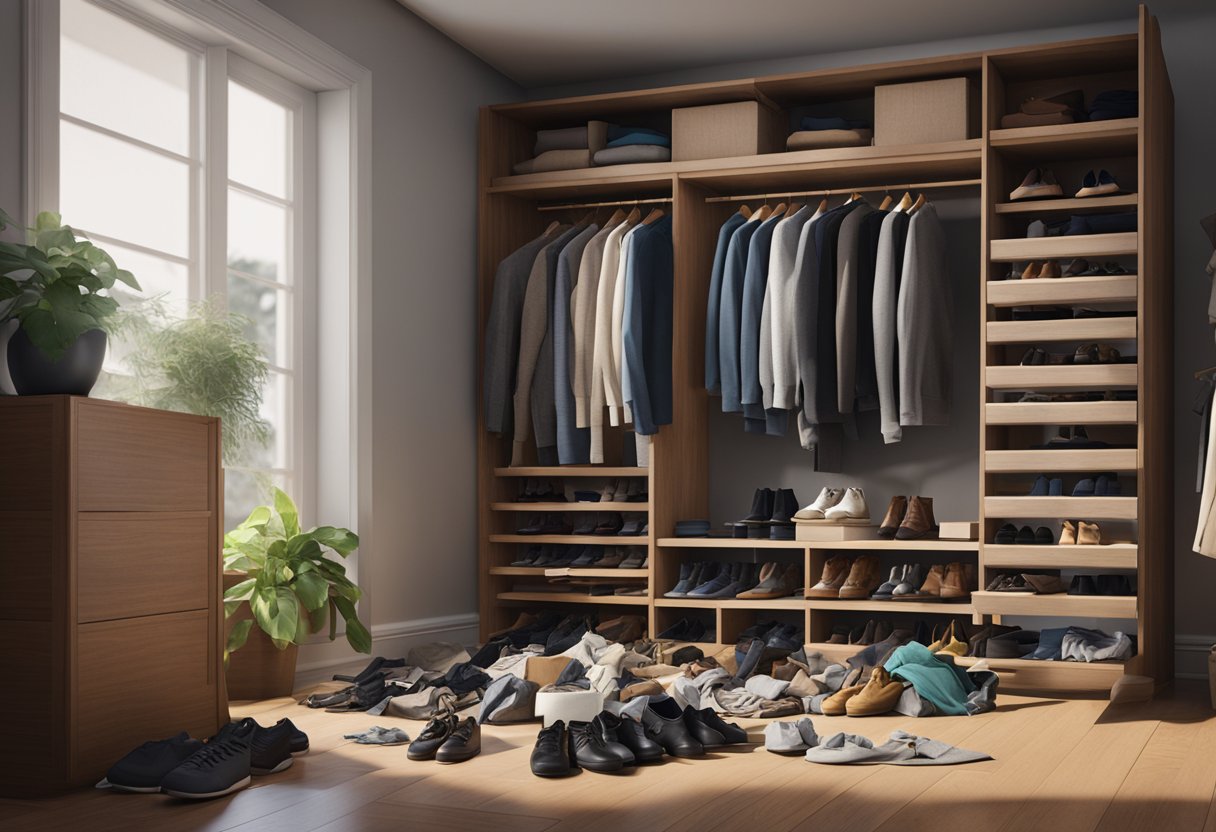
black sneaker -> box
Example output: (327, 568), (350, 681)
(274, 718), (310, 756)
(99, 732), (204, 793)
(250, 719), (295, 774)
(160, 721), (254, 799)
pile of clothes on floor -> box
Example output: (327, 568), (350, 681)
(512, 121), (671, 174)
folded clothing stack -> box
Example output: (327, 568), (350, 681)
(1000, 88), (1138, 129)
(1027, 211), (1137, 238)
(1088, 89), (1138, 122)
(594, 124), (671, 166)
(786, 115), (873, 150)
(674, 518), (711, 538)
(514, 124), (595, 174)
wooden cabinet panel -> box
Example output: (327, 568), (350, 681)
(77, 515), (212, 623)
(77, 402), (212, 512)
(74, 611), (217, 783)
(0, 624), (58, 791)
(0, 514), (54, 621)
(0, 399), (59, 510)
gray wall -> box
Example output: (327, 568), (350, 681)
(0, 2), (19, 221)
(528, 10), (1216, 670)
(256, 0), (521, 648)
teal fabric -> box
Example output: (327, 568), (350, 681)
(607, 130), (671, 148)
(883, 642), (976, 716)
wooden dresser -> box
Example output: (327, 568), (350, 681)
(0, 396), (226, 795)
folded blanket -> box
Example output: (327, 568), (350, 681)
(786, 129), (873, 151)
(593, 145), (672, 166)
(534, 125), (588, 154)
(513, 149), (592, 175)
(606, 130), (671, 148)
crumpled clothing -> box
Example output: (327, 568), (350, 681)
(478, 674), (539, 724)
(541, 659), (592, 692)
(368, 686), (478, 719)
(629, 662), (683, 679)
(1060, 627), (1133, 662)
(786, 669), (824, 699)
(765, 718), (819, 753)
(805, 730), (991, 766)
(425, 662), (490, 696)
(587, 643), (628, 696)
(604, 696), (648, 722)
(670, 667), (731, 710)
(883, 643), (976, 717)
(484, 649), (538, 681)
(744, 674), (790, 700)
(561, 632), (612, 668)
(343, 726), (410, 745)
(406, 642), (470, 673)
(709, 685), (802, 718)
(620, 650), (657, 672)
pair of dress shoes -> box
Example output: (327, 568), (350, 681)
(407, 714), (481, 763)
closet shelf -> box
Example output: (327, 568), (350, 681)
(494, 467), (648, 477)
(497, 592), (649, 606)
(988, 118), (1139, 159)
(950, 656), (1126, 692)
(655, 537), (979, 551)
(990, 232), (1139, 262)
(491, 502), (650, 512)
(993, 194), (1139, 215)
(654, 597), (808, 611)
(656, 537), (808, 550)
(805, 599), (977, 615)
(488, 567), (650, 578)
(983, 496), (1139, 520)
(983, 544), (1138, 570)
(986, 274), (1137, 307)
(971, 590), (1136, 619)
(985, 317), (1138, 344)
(984, 449), (1138, 473)
(489, 535), (648, 545)
(984, 400), (1137, 426)
(985, 364), (1138, 390)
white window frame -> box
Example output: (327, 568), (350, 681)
(24, 0), (375, 657)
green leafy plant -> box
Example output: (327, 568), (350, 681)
(223, 488), (370, 659)
(0, 208), (140, 359)
(114, 297), (271, 464)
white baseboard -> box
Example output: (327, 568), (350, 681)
(293, 612), (479, 688)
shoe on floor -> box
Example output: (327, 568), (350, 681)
(435, 717), (481, 763)
(530, 721), (576, 777)
(1010, 168), (1063, 201)
(599, 712), (662, 762)
(845, 667), (904, 716)
(642, 697), (704, 758)
(821, 683), (866, 716)
(159, 720), (255, 800)
(100, 732), (205, 793)
(407, 712), (459, 761)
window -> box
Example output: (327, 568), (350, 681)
(58, 0), (317, 529)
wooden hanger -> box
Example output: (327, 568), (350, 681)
(754, 204), (773, 221)
(542, 220), (562, 236)
(641, 207), (665, 225)
(738, 204), (752, 219)
(894, 191), (913, 213)
(605, 208), (627, 227)
(786, 201), (803, 215)
(816, 196), (829, 214)
(577, 210), (595, 227)
(770, 202), (788, 219)
(624, 206), (642, 224)
(879, 194), (893, 210)
(908, 193), (926, 214)
(845, 191), (862, 203)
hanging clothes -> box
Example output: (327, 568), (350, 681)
(897, 203), (952, 427)
(552, 224), (599, 465)
(853, 208), (888, 412)
(622, 215), (674, 436)
(759, 205), (817, 437)
(718, 214), (765, 413)
(611, 223), (645, 428)
(1197, 382), (1216, 557)
(873, 210), (911, 444)
(739, 211), (785, 433)
(589, 219), (636, 463)
(572, 219), (622, 428)
(834, 200), (876, 434)
(705, 211), (748, 396)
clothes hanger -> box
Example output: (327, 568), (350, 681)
(894, 191), (913, 213)
(770, 201), (788, 219)
(754, 196), (773, 222)
(845, 191), (862, 203)
(816, 191), (830, 215)
(908, 193), (926, 214)
(577, 210), (595, 227)
(879, 193), (893, 210)
(542, 220), (562, 236)
(624, 204), (642, 224)
(1196, 365), (1216, 380)
(786, 200), (804, 215)
(605, 208), (627, 227)
(739, 204), (752, 219)
(641, 206), (666, 225)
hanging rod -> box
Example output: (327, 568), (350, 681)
(537, 196), (673, 212)
(703, 177), (982, 204)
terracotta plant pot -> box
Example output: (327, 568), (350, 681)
(223, 572), (300, 701)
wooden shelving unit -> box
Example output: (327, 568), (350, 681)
(478, 11), (1173, 694)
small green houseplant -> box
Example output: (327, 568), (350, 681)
(0, 208), (140, 394)
(223, 487), (370, 660)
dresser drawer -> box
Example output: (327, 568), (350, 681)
(77, 515), (213, 623)
(74, 610), (218, 783)
(76, 403), (213, 512)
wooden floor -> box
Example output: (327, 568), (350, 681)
(5, 681), (1216, 832)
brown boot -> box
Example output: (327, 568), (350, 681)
(940, 562), (971, 601)
(1078, 521), (1101, 545)
(893, 563), (945, 601)
(738, 562), (804, 600)
(895, 496), (939, 540)
(877, 496), (908, 539)
(821, 683), (866, 716)
(838, 555), (883, 599)
(845, 667), (904, 716)
(806, 555), (850, 598)
(1060, 520), (1077, 545)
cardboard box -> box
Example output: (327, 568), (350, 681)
(672, 100), (786, 161)
(795, 523), (881, 542)
(874, 77), (979, 146)
(534, 690), (605, 728)
(939, 521), (980, 540)
(524, 656), (577, 688)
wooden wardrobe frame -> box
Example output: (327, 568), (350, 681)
(476, 6), (1173, 693)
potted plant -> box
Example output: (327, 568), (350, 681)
(0, 209), (140, 395)
(222, 487), (370, 699)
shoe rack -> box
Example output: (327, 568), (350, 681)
(477, 7), (1173, 693)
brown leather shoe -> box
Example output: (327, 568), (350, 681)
(1078, 521), (1101, 545)
(877, 496), (908, 539)
(737, 563), (803, 600)
(1021, 260), (1041, 280)
(838, 555), (883, 599)
(845, 667), (904, 716)
(892, 563), (944, 601)
(894, 497), (939, 540)
(1039, 260), (1061, 279)
(821, 683), (866, 716)
(596, 615), (645, 643)
(806, 555), (850, 598)
(939, 562), (972, 601)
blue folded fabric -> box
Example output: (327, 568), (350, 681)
(606, 130), (671, 148)
(606, 124), (669, 141)
(1064, 211), (1138, 236)
(1027, 627), (1068, 660)
(800, 115), (871, 132)
(1088, 90), (1137, 121)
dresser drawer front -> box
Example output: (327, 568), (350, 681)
(77, 405), (213, 512)
(77, 515), (213, 623)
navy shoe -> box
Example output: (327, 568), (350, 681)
(1072, 477), (1096, 497)
(1028, 475), (1050, 496)
(160, 720), (255, 800)
(101, 732), (204, 793)
(687, 571), (733, 597)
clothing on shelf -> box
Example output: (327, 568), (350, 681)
(706, 194), (950, 449)
(516, 122), (672, 173)
(786, 115), (873, 150)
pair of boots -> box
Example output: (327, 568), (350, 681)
(825, 619), (894, 646)
(877, 496), (938, 539)
(873, 563), (973, 602)
(807, 555), (882, 599)
(742, 488), (799, 524)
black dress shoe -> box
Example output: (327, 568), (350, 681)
(530, 721), (576, 777)
(1014, 525), (1036, 545)
(683, 706), (727, 748)
(742, 488), (775, 524)
(407, 713), (458, 760)
(594, 513), (624, 535)
(994, 523), (1018, 544)
(642, 697), (704, 758)
(1034, 526), (1054, 545)
(435, 718), (481, 763)
(590, 713), (638, 766)
(770, 488), (799, 524)
(568, 720), (627, 771)
(1068, 575), (1097, 596)
(1096, 574), (1134, 596)
(692, 708), (748, 746)
(599, 712), (663, 762)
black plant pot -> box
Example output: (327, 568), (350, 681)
(7, 327), (107, 396)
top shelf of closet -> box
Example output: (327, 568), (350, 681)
(486, 139), (983, 199)
(988, 118), (1139, 160)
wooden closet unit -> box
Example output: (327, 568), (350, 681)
(477, 7), (1173, 694)
(0, 396), (226, 795)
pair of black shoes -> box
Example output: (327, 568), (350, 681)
(1069, 574), (1134, 596)
(657, 616), (709, 642)
(517, 514), (573, 535)
(994, 523), (1054, 545)
(531, 713), (661, 776)
(407, 713), (481, 763)
(641, 697), (749, 757)
(742, 488), (799, 525)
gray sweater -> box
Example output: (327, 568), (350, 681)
(553, 224), (599, 464)
(897, 203), (951, 426)
(759, 206), (814, 411)
(483, 228), (565, 435)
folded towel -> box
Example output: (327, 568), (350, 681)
(786, 129), (873, 151)
(607, 124), (668, 142)
(593, 145), (671, 166)
(513, 149), (593, 175)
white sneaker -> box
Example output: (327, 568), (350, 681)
(824, 487), (870, 521)
(794, 487), (844, 520)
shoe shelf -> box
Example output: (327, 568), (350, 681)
(985, 317), (1138, 344)
(654, 537), (978, 551)
(491, 502), (651, 511)
(493, 466), (649, 477)
(983, 496), (1138, 520)
(993, 193), (1139, 216)
(655, 537), (807, 549)
(988, 118), (1139, 159)
(971, 590), (1136, 619)
(986, 274), (1138, 307)
(488, 567), (651, 578)
(990, 232), (1139, 262)
(985, 400), (1137, 425)
(489, 534), (649, 545)
(984, 449), (1138, 473)
(985, 364), (1138, 390)
(983, 544), (1138, 570)
(654, 597), (808, 611)
(951, 656), (1126, 692)
(804, 598), (977, 615)
(497, 591), (649, 606)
